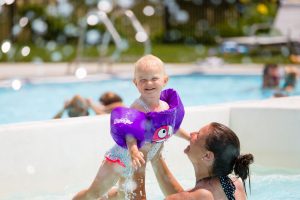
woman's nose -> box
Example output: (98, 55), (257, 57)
(190, 132), (196, 139)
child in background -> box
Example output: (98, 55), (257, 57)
(73, 54), (189, 200)
(283, 66), (299, 92)
(262, 63), (281, 89)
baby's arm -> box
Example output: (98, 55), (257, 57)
(126, 135), (145, 169)
(175, 128), (190, 141)
(125, 101), (147, 169)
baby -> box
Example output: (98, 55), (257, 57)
(73, 54), (189, 199)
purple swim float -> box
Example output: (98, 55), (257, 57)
(110, 88), (185, 148)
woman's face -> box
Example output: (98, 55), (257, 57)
(184, 125), (210, 163)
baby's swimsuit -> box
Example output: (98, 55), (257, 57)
(105, 98), (163, 178)
(220, 176), (236, 200)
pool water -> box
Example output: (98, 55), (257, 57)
(11, 166), (300, 200)
(135, 166), (300, 200)
(0, 73), (299, 125)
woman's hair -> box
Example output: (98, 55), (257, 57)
(205, 122), (254, 192)
(99, 92), (123, 106)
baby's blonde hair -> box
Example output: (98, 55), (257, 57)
(134, 54), (165, 78)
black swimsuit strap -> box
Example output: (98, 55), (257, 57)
(220, 176), (236, 200)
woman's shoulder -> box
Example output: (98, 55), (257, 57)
(165, 189), (214, 200)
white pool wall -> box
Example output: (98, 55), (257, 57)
(0, 96), (299, 199)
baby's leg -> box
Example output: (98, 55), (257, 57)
(73, 159), (123, 200)
(99, 178), (126, 200)
(103, 167), (147, 200)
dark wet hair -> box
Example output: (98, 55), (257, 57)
(205, 122), (254, 192)
(99, 92), (123, 106)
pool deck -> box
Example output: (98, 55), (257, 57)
(0, 62), (299, 87)
(0, 62), (266, 86)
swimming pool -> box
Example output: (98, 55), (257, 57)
(1, 73), (300, 199)
(1, 73), (298, 125)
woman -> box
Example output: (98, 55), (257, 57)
(165, 122), (254, 200)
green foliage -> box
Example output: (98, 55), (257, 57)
(44, 16), (68, 41)
(18, 3), (45, 17)
(0, 1), (288, 64)
(216, 22), (243, 37)
(216, 2), (278, 38)
(0, 43), (291, 64)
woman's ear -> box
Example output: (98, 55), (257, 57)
(203, 151), (214, 164)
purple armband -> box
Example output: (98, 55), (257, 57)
(110, 88), (185, 148)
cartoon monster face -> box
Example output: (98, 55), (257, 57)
(152, 125), (174, 142)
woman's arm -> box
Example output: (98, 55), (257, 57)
(151, 149), (184, 196)
(175, 128), (190, 141)
(165, 192), (190, 200)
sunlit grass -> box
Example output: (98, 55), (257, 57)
(0, 43), (291, 64)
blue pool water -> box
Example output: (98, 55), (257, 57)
(0, 73), (299, 125)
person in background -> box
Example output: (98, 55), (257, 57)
(53, 92), (123, 119)
(87, 91), (124, 115)
(53, 95), (89, 119)
(262, 63), (281, 89)
(282, 66), (299, 92)
(163, 122), (254, 200)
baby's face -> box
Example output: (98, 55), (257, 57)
(133, 64), (168, 100)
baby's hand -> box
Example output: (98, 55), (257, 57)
(130, 148), (145, 169)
